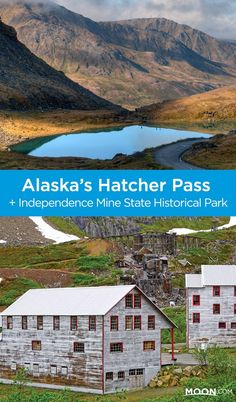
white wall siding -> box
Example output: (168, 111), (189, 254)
(187, 286), (236, 348)
(104, 289), (169, 393)
(0, 315), (103, 391)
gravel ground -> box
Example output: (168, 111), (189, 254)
(0, 218), (54, 246)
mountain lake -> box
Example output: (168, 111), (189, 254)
(11, 125), (212, 159)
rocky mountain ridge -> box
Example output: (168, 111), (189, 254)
(1, 1), (236, 108)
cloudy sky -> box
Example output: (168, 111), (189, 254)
(55, 0), (236, 39)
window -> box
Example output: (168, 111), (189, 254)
(148, 315), (155, 330)
(32, 341), (41, 351)
(231, 322), (236, 329)
(137, 368), (144, 376)
(118, 371), (125, 380)
(24, 363), (30, 372)
(234, 304), (236, 314)
(50, 365), (57, 375)
(125, 316), (133, 330)
(89, 316), (96, 331)
(22, 316), (28, 330)
(213, 304), (220, 314)
(106, 372), (113, 381)
(70, 316), (78, 331)
(33, 364), (39, 373)
(11, 362), (17, 371)
(110, 343), (123, 353)
(134, 316), (142, 330)
(193, 295), (200, 306)
(125, 294), (133, 308)
(53, 316), (60, 331)
(7, 316), (13, 330)
(234, 286), (236, 297)
(193, 313), (200, 323)
(134, 294), (141, 308)
(143, 341), (155, 351)
(218, 322), (226, 329)
(61, 366), (68, 376)
(110, 316), (119, 331)
(37, 316), (43, 330)
(74, 342), (84, 353)
(213, 286), (220, 297)
(129, 369), (144, 376)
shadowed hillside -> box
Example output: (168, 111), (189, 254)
(0, 18), (120, 111)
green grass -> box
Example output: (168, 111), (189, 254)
(0, 243), (86, 270)
(0, 383), (179, 401)
(73, 254), (120, 286)
(0, 278), (41, 306)
(162, 307), (186, 344)
(174, 242), (235, 268)
(46, 217), (85, 238)
(140, 217), (228, 233)
(73, 273), (118, 287)
(76, 255), (113, 272)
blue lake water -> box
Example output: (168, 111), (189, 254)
(12, 125), (211, 159)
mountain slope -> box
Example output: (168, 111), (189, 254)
(112, 18), (236, 66)
(0, 18), (119, 111)
(139, 85), (236, 122)
(1, 1), (236, 109)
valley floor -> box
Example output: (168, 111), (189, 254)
(0, 109), (235, 169)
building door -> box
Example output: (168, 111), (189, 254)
(129, 368), (145, 389)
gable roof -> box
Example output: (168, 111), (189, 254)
(1, 285), (135, 316)
(186, 265), (236, 288)
(0, 285), (176, 327)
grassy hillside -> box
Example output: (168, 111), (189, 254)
(140, 217), (228, 233)
(183, 132), (236, 169)
(141, 85), (236, 123)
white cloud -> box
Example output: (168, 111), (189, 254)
(55, 0), (236, 39)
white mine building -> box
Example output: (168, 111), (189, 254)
(186, 265), (236, 348)
(0, 285), (176, 394)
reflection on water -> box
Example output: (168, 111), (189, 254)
(11, 125), (214, 159)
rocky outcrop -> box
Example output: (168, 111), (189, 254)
(149, 365), (207, 388)
(72, 217), (142, 238)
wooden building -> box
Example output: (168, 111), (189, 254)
(186, 265), (236, 348)
(0, 285), (176, 394)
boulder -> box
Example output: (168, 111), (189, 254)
(172, 368), (183, 375)
(183, 366), (193, 377)
(169, 378), (178, 387)
(149, 379), (157, 388)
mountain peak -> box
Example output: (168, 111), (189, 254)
(1, 2), (236, 109)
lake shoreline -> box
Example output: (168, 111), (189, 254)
(0, 109), (140, 150)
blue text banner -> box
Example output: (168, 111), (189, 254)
(0, 170), (235, 217)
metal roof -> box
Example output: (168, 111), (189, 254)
(202, 265), (236, 286)
(185, 274), (202, 288)
(1, 286), (135, 316)
(186, 265), (236, 288)
(0, 285), (176, 327)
